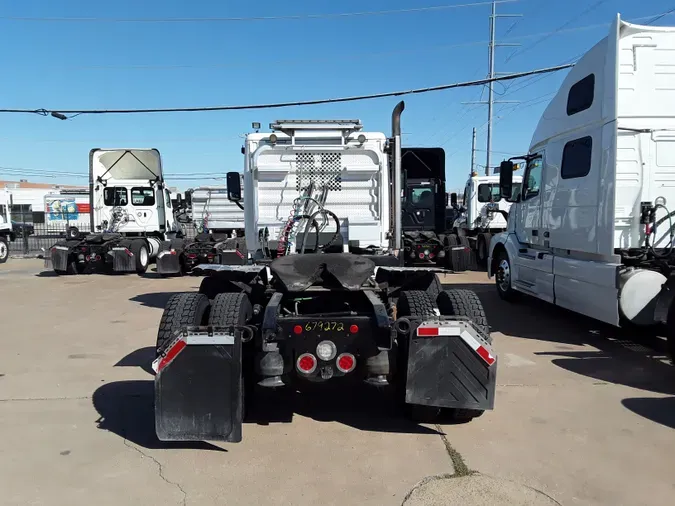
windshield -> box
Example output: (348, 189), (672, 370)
(477, 183), (522, 202)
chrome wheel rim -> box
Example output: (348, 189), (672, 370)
(140, 247), (148, 266)
(0, 241), (7, 260)
(497, 258), (510, 292)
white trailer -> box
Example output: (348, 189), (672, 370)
(47, 148), (181, 275)
(487, 15), (675, 359)
(451, 173), (523, 266)
(190, 182), (245, 235)
(44, 189), (91, 233)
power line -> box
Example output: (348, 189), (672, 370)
(505, 0), (608, 63)
(0, 64), (574, 117)
(0, 1), (520, 23)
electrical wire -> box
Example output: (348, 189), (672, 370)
(0, 1), (520, 23)
(0, 64), (574, 117)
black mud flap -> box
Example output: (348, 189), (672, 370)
(156, 250), (182, 275)
(50, 246), (70, 272)
(405, 320), (496, 411)
(110, 247), (135, 272)
(154, 327), (243, 442)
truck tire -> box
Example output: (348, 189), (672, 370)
(396, 290), (442, 422)
(436, 289), (491, 343)
(446, 235), (468, 273)
(476, 233), (491, 266)
(156, 293), (210, 357)
(208, 293), (253, 421)
(459, 236), (478, 271)
(130, 240), (149, 275)
(0, 236), (8, 264)
(208, 292), (253, 327)
(495, 249), (519, 301)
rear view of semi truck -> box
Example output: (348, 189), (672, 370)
(152, 103), (498, 443)
(156, 182), (246, 276)
(47, 148), (182, 275)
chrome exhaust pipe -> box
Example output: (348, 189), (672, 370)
(391, 101), (405, 251)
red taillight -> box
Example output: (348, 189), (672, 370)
(187, 253), (197, 259)
(170, 249), (177, 256)
(293, 325), (303, 335)
(349, 324), (359, 334)
(95, 255), (101, 261)
(429, 252), (436, 259)
(297, 353), (317, 374)
(418, 253), (425, 259)
(336, 353), (356, 373)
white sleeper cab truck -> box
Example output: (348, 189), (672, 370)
(47, 148), (181, 275)
(451, 173), (523, 267)
(156, 182), (246, 276)
(151, 106), (498, 443)
(0, 189), (14, 263)
(488, 15), (675, 360)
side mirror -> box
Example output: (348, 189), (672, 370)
(176, 194), (182, 205)
(450, 192), (458, 207)
(185, 190), (192, 207)
(499, 161), (514, 200)
(227, 172), (242, 201)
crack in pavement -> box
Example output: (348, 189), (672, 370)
(435, 423), (473, 477)
(122, 437), (188, 506)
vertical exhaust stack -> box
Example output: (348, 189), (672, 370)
(391, 101), (405, 252)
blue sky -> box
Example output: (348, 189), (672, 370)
(0, 0), (673, 193)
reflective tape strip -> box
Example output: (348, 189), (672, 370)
(154, 338), (186, 373)
(185, 333), (235, 345)
(416, 322), (496, 366)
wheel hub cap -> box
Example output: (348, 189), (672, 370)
(497, 259), (510, 291)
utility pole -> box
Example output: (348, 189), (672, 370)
(470, 127), (477, 176)
(463, 0), (521, 176)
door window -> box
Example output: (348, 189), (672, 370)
(410, 187), (433, 206)
(104, 187), (128, 206)
(523, 157), (543, 200)
(131, 187), (156, 206)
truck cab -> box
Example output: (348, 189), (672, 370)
(0, 189), (13, 263)
(487, 15), (675, 360)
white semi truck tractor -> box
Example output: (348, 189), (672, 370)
(487, 15), (675, 360)
(47, 148), (182, 275)
(451, 172), (523, 267)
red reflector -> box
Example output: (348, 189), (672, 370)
(349, 324), (359, 334)
(293, 325), (303, 335)
(297, 353), (317, 374)
(476, 346), (496, 366)
(417, 327), (439, 336)
(337, 353), (356, 373)
(157, 339), (187, 373)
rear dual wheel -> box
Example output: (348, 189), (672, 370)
(155, 291), (253, 420)
(397, 289), (488, 423)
